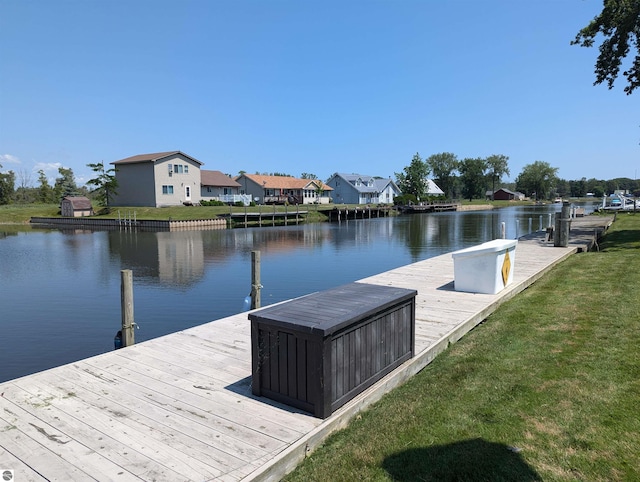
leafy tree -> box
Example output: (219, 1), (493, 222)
(586, 178), (606, 197)
(395, 153), (430, 202)
(458, 157), (488, 201)
(300, 172), (318, 180)
(571, 0), (640, 94)
(37, 170), (55, 203)
(515, 161), (559, 201)
(0, 164), (16, 205)
(86, 162), (118, 208)
(53, 167), (78, 202)
(485, 154), (510, 199)
(570, 177), (588, 197)
(556, 179), (571, 198)
(426, 152), (458, 200)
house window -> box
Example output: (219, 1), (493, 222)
(168, 164), (173, 175)
(162, 185), (174, 195)
(207, 187), (212, 193)
(175, 165), (183, 174)
(184, 165), (189, 174)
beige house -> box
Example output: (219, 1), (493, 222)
(111, 151), (203, 207)
(235, 174), (333, 205)
(200, 170), (250, 205)
(61, 196), (94, 217)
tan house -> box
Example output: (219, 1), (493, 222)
(200, 170), (250, 205)
(61, 196), (94, 217)
(111, 151), (203, 207)
(235, 174), (333, 205)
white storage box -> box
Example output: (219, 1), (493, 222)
(451, 239), (517, 294)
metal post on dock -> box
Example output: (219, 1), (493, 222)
(120, 269), (136, 347)
(250, 250), (262, 310)
(528, 218), (532, 235)
(515, 219), (520, 239)
(500, 222), (506, 239)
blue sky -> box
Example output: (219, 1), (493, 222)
(1, 0), (638, 187)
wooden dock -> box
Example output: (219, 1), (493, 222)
(326, 206), (394, 222)
(0, 217), (613, 481)
(400, 202), (460, 213)
(222, 208), (308, 227)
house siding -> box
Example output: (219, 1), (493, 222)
(112, 152), (202, 207)
(112, 163), (156, 207)
(327, 173), (400, 205)
(153, 155), (201, 206)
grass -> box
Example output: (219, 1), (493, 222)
(0, 203), (61, 224)
(284, 212), (640, 482)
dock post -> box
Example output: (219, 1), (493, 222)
(120, 269), (135, 347)
(251, 250), (261, 310)
(528, 218), (532, 234)
(554, 202), (571, 247)
(500, 222), (506, 239)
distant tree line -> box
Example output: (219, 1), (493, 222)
(393, 153), (640, 203)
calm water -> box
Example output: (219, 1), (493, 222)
(0, 204), (594, 383)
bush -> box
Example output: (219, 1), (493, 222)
(199, 200), (225, 206)
(394, 194), (417, 206)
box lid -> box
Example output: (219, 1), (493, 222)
(248, 282), (417, 337)
(451, 239), (517, 259)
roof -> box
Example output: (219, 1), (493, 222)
(426, 179), (444, 195)
(239, 174), (332, 191)
(62, 196), (93, 210)
(111, 151), (204, 166)
(201, 170), (241, 187)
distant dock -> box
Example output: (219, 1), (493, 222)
(326, 205), (395, 222)
(399, 202), (460, 213)
(0, 216), (613, 481)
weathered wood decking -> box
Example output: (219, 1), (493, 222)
(0, 217), (613, 481)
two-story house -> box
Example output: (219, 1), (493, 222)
(326, 173), (401, 205)
(111, 151), (203, 207)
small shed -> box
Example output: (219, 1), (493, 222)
(492, 188), (525, 201)
(61, 196), (94, 217)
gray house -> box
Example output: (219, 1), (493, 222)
(326, 173), (401, 205)
(111, 151), (203, 207)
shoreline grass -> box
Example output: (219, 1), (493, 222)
(284, 213), (640, 481)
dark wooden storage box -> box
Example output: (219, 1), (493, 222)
(249, 282), (417, 418)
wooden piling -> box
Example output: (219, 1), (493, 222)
(251, 250), (261, 309)
(120, 269), (135, 347)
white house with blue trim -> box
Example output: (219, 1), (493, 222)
(326, 173), (401, 205)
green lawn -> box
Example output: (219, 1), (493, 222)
(284, 212), (640, 482)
